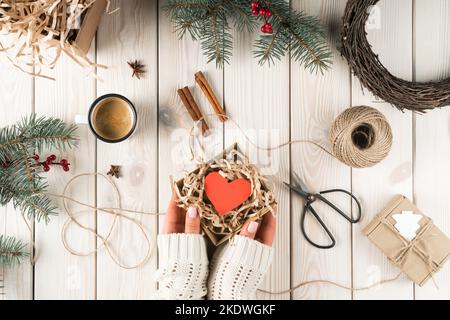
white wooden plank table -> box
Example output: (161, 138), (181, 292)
(0, 0), (449, 300)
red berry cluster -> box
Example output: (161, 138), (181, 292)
(251, 1), (273, 34)
(33, 154), (70, 172)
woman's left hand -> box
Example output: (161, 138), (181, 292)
(163, 192), (201, 235)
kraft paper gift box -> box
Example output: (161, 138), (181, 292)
(68, 0), (108, 53)
(13, 0), (107, 54)
(363, 195), (450, 286)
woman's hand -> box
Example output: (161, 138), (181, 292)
(163, 193), (201, 234)
(239, 212), (276, 246)
(164, 190), (276, 245)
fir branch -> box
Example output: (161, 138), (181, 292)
(254, 1), (332, 73)
(18, 115), (78, 153)
(162, 0), (210, 39)
(0, 114), (78, 164)
(226, 0), (257, 33)
(253, 26), (287, 65)
(0, 115), (78, 223)
(201, 9), (233, 67)
(14, 193), (57, 223)
(0, 235), (29, 267)
(163, 0), (332, 72)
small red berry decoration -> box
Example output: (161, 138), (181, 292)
(261, 22), (273, 34)
(250, 1), (273, 34)
(34, 154), (71, 173)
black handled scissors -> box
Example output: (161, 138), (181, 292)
(284, 173), (362, 249)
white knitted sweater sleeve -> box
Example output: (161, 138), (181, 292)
(207, 235), (274, 300)
(152, 233), (208, 300)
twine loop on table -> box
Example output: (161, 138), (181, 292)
(37, 173), (163, 270)
(329, 106), (393, 168)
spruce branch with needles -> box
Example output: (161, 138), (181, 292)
(0, 235), (29, 267)
(0, 115), (78, 223)
(163, 0), (332, 73)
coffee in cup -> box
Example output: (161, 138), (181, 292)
(76, 94), (137, 143)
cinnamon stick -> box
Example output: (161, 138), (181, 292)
(177, 87), (209, 135)
(177, 88), (197, 119)
(195, 71), (227, 122)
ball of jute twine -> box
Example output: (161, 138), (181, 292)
(329, 106), (393, 168)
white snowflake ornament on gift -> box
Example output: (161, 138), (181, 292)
(392, 211), (423, 241)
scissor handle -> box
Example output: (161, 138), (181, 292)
(300, 203), (336, 249)
(317, 189), (362, 224)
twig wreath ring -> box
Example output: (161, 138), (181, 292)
(341, 0), (450, 113)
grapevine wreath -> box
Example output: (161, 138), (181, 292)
(341, 0), (450, 113)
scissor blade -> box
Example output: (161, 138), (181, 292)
(297, 178), (310, 194)
(291, 172), (311, 193)
(283, 182), (310, 198)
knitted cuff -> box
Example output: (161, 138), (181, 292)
(221, 235), (273, 274)
(157, 233), (208, 265)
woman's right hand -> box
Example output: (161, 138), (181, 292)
(239, 211), (276, 246)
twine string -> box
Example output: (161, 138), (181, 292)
(381, 219), (440, 289)
(188, 114), (334, 164)
(35, 173), (163, 269)
(258, 220), (440, 296)
(258, 272), (403, 296)
(189, 106), (392, 169)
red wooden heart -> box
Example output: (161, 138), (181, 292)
(205, 172), (252, 216)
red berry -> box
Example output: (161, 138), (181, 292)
(63, 165), (70, 172)
(43, 165), (50, 172)
(265, 9), (272, 17)
(60, 159), (68, 166)
(251, 1), (259, 8)
(252, 8), (258, 15)
(259, 8), (266, 16)
(261, 22), (273, 34)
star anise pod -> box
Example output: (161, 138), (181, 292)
(127, 60), (146, 79)
(107, 165), (121, 179)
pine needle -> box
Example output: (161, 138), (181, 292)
(0, 235), (29, 267)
